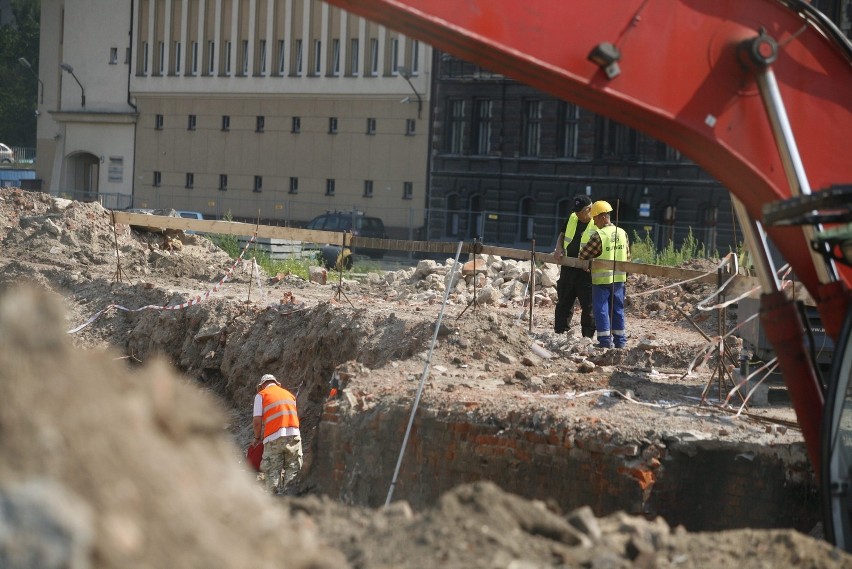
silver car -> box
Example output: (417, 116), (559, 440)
(0, 143), (13, 165)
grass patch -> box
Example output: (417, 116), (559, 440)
(630, 228), (716, 266)
(209, 212), (320, 280)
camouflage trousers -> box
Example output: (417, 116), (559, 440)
(258, 435), (303, 495)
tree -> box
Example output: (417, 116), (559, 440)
(0, 0), (41, 148)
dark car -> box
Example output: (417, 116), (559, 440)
(306, 212), (388, 268)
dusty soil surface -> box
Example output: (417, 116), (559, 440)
(0, 187), (848, 568)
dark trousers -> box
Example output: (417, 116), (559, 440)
(554, 266), (595, 337)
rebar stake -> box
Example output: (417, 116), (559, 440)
(333, 230), (355, 308)
(110, 211), (126, 283)
(529, 240), (535, 333)
(456, 239), (482, 321)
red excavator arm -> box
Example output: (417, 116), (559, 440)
(325, 0), (852, 545)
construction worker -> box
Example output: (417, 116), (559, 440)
(552, 194), (596, 338)
(253, 373), (303, 495)
(579, 200), (630, 349)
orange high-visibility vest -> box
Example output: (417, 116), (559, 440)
(259, 384), (300, 439)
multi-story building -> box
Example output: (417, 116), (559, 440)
(427, 54), (737, 255)
(36, 0), (431, 237)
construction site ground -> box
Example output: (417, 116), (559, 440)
(1, 187), (849, 568)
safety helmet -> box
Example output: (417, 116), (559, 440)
(590, 200), (614, 218)
(257, 373), (280, 387)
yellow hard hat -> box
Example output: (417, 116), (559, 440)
(590, 200), (613, 217)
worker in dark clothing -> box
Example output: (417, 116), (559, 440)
(552, 195), (596, 338)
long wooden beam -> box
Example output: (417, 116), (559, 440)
(112, 212), (772, 299)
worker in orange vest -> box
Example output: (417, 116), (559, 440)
(253, 374), (303, 495)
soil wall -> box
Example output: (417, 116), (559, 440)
(314, 398), (820, 532)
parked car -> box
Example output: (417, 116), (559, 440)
(176, 210), (204, 220)
(306, 212), (388, 267)
(0, 143), (14, 165)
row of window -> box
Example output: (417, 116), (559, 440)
(139, 36), (419, 79)
(154, 114), (416, 135)
(152, 172), (413, 199)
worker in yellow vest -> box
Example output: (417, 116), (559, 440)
(579, 200), (630, 349)
(253, 374), (303, 495)
(552, 194), (596, 338)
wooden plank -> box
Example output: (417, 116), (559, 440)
(112, 212), (352, 246)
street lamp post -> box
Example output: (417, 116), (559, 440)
(60, 62), (86, 107)
(18, 57), (43, 104)
(396, 65), (422, 119)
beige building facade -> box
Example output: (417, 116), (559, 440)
(37, 0), (431, 235)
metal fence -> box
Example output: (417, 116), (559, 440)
(11, 146), (36, 165)
(424, 208), (741, 256)
(55, 190), (133, 211)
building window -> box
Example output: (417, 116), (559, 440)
(557, 102), (579, 158)
(411, 40), (419, 74)
(186, 173), (194, 189)
(294, 39), (303, 75)
(326, 179), (335, 196)
(191, 41), (198, 75)
(364, 180), (373, 198)
(142, 41), (149, 73)
(256, 116), (265, 132)
(366, 117), (376, 135)
(289, 177), (299, 194)
(313, 40), (322, 75)
(522, 99), (542, 157)
(155, 114), (164, 130)
(224, 40), (232, 74)
(595, 117), (638, 159)
(390, 37), (399, 74)
(153, 171), (161, 187)
(350, 38), (359, 76)
(241, 39), (249, 75)
(405, 119), (416, 136)
(292, 117), (301, 133)
(219, 174), (228, 191)
(109, 47), (118, 64)
(207, 41), (215, 74)
(174, 41), (182, 74)
(329, 117), (338, 134)
(331, 38), (340, 76)
(221, 115), (230, 131)
(158, 41), (165, 75)
(472, 99), (492, 155)
(369, 38), (379, 76)
(403, 182), (413, 200)
(253, 176), (263, 193)
(277, 40), (285, 75)
(125, 47), (131, 64)
(188, 115), (196, 130)
(519, 197), (534, 241)
(258, 39), (267, 74)
(446, 99), (465, 154)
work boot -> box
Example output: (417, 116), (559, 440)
(595, 335), (613, 349)
(581, 327), (595, 339)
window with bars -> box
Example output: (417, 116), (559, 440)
(472, 99), (492, 155)
(256, 116), (265, 133)
(326, 179), (335, 196)
(329, 117), (338, 134)
(253, 176), (263, 192)
(364, 180), (373, 198)
(292, 117), (301, 133)
(403, 182), (413, 200)
(188, 115), (196, 131)
(521, 100), (542, 157)
(446, 99), (465, 154)
(186, 173), (194, 189)
(155, 114), (164, 130)
(221, 115), (230, 131)
(366, 118), (376, 135)
(153, 171), (161, 187)
(219, 174), (228, 191)
(557, 102), (579, 158)
(289, 177), (299, 194)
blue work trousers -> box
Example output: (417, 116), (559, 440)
(592, 282), (626, 348)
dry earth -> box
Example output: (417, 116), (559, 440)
(0, 187), (848, 568)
